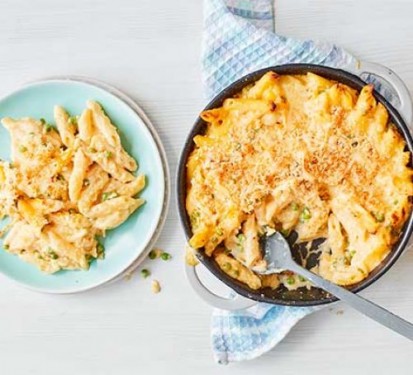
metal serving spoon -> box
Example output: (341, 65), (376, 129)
(261, 232), (413, 341)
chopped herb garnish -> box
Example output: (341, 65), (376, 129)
(89, 147), (97, 153)
(140, 269), (150, 278)
(300, 207), (311, 221)
(102, 191), (118, 201)
(286, 276), (295, 285)
(233, 269), (240, 277)
(19, 145), (27, 153)
(161, 252), (171, 261)
(3, 244), (9, 250)
(40, 118), (46, 125)
(298, 275), (307, 282)
(148, 250), (157, 259)
(105, 151), (113, 158)
(393, 200), (399, 205)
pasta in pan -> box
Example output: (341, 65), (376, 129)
(0, 101), (145, 273)
(186, 72), (413, 290)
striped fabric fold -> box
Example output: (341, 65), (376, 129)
(202, 0), (396, 364)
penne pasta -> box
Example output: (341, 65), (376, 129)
(54, 105), (76, 147)
(186, 71), (413, 289)
(93, 198), (144, 230)
(78, 108), (94, 142)
(87, 100), (121, 148)
(83, 140), (135, 182)
(0, 101), (146, 274)
(69, 148), (91, 203)
(103, 174), (145, 197)
(86, 196), (144, 219)
(78, 164), (110, 214)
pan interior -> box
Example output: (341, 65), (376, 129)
(177, 64), (413, 306)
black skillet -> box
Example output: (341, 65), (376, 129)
(177, 63), (413, 307)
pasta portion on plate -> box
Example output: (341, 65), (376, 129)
(186, 72), (413, 290)
(0, 101), (145, 273)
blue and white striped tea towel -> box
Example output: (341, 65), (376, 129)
(202, 0), (394, 365)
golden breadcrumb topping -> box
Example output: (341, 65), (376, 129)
(186, 72), (413, 288)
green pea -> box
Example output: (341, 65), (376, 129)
(97, 243), (104, 255)
(161, 252), (171, 261)
(45, 123), (54, 132)
(280, 228), (291, 237)
(237, 233), (245, 244)
(48, 248), (59, 260)
(222, 262), (232, 272)
(373, 212), (385, 222)
(300, 207), (311, 221)
(215, 227), (223, 236)
(102, 191), (118, 201)
(286, 276), (295, 285)
(140, 269), (150, 278)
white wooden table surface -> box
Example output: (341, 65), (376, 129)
(0, 1), (412, 374)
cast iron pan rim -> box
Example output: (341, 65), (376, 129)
(177, 63), (413, 307)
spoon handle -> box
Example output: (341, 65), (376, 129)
(289, 263), (413, 341)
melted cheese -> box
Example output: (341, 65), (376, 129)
(186, 72), (413, 287)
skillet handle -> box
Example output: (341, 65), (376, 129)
(185, 263), (257, 311)
(348, 60), (413, 126)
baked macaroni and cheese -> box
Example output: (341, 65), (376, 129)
(186, 72), (413, 290)
(0, 101), (145, 273)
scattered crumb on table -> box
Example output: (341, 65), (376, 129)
(185, 244), (199, 266)
(124, 271), (134, 281)
(151, 279), (161, 294)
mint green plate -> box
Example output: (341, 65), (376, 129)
(0, 77), (169, 293)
